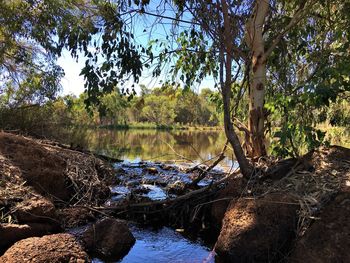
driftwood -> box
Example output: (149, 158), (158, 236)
(189, 141), (228, 186)
(190, 155), (226, 187)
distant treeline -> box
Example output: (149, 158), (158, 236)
(0, 85), (224, 136)
(0, 84), (349, 143)
(93, 85), (223, 127)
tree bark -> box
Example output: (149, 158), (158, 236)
(245, 0), (269, 158)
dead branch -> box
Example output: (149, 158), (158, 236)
(190, 141), (228, 186)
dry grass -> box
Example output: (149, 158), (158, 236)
(0, 132), (115, 223)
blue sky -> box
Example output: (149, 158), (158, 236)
(58, 3), (216, 96)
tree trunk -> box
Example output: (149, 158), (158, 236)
(221, 0), (253, 179)
(222, 79), (253, 178)
(245, 0), (269, 158)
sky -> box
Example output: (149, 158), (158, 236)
(57, 51), (216, 96)
(57, 2), (217, 97)
(58, 50), (85, 96)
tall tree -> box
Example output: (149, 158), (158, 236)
(135, 0), (349, 176)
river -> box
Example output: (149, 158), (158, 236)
(64, 128), (237, 171)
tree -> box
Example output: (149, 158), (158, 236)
(0, 0), (145, 108)
(72, 0), (350, 177)
(143, 0), (349, 177)
(141, 94), (176, 125)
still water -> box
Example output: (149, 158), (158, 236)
(92, 226), (214, 263)
(65, 128), (237, 170)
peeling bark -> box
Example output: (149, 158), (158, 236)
(245, 0), (269, 158)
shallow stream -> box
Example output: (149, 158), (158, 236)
(62, 129), (232, 262)
(93, 226), (214, 263)
(94, 159), (222, 263)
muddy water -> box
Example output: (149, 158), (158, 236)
(93, 226), (214, 263)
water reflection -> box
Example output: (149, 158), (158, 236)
(62, 128), (237, 169)
(92, 226), (212, 263)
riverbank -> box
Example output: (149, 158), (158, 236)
(0, 131), (349, 262)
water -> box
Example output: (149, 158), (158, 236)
(60, 128), (227, 262)
(62, 128), (237, 170)
(105, 160), (226, 207)
(92, 226), (214, 263)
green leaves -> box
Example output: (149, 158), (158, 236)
(271, 123), (328, 158)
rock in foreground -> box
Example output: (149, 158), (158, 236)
(0, 233), (89, 263)
(80, 217), (135, 261)
(215, 193), (298, 262)
(14, 197), (57, 224)
(0, 223), (59, 253)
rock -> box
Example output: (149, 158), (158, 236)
(126, 179), (140, 187)
(161, 164), (174, 171)
(57, 207), (96, 229)
(210, 176), (245, 228)
(215, 193), (299, 263)
(0, 223), (60, 253)
(289, 190), (350, 263)
(0, 233), (88, 263)
(114, 167), (126, 174)
(80, 217), (135, 261)
(14, 197), (57, 224)
(167, 180), (186, 195)
(144, 167), (158, 174)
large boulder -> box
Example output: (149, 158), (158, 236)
(215, 193), (299, 262)
(289, 190), (350, 263)
(0, 223), (60, 253)
(0, 233), (88, 263)
(80, 217), (135, 261)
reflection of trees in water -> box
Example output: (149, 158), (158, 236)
(66, 128), (229, 162)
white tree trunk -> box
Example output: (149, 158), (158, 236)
(245, 0), (269, 158)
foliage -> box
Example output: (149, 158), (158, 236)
(327, 96), (350, 127)
(264, 1), (350, 157)
(0, 0), (145, 108)
(88, 85), (220, 127)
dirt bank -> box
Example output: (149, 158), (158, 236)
(0, 132), (114, 204)
(0, 131), (134, 260)
(213, 146), (350, 262)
